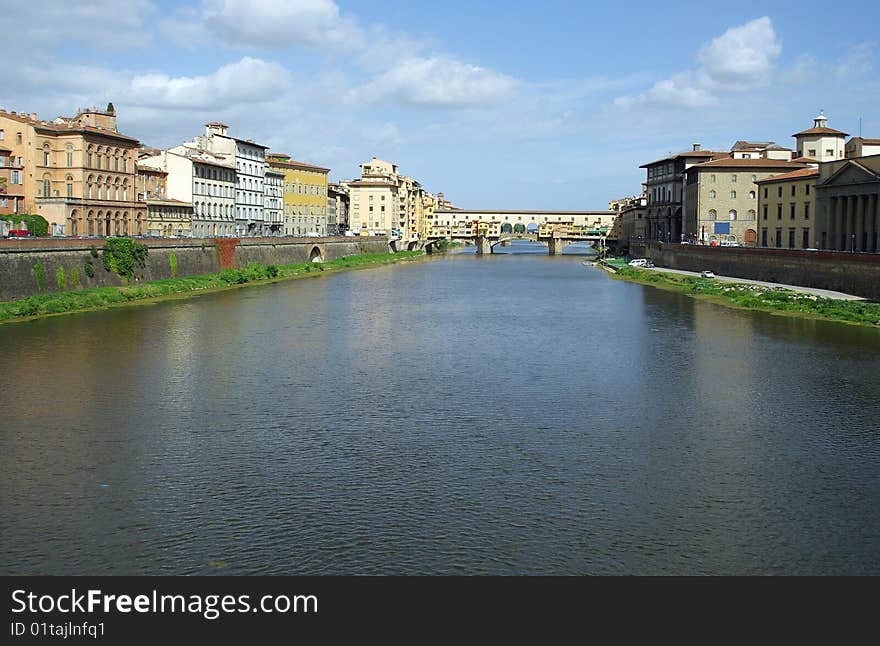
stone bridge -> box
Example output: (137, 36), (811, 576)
(420, 232), (603, 255)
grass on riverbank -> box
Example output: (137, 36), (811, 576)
(0, 251), (424, 324)
(612, 265), (880, 328)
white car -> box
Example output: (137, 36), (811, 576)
(700, 270), (716, 278)
(628, 258), (649, 267)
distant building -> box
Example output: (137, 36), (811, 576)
(730, 141), (793, 161)
(348, 157), (425, 238)
(136, 163), (193, 237)
(755, 167), (819, 249)
(815, 154), (880, 252)
(793, 112), (847, 163)
(845, 137), (880, 159)
(640, 145), (729, 243)
(684, 158), (809, 246)
(266, 153), (330, 236)
(264, 168), (284, 235)
(0, 145), (24, 215)
(139, 148), (235, 238)
(328, 182), (350, 235)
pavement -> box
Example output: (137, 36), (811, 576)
(646, 266), (864, 301)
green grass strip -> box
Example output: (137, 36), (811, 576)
(0, 251), (424, 324)
(610, 266), (880, 328)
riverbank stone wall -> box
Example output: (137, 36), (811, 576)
(0, 237), (391, 301)
(642, 242), (880, 300)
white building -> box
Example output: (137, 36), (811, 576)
(793, 112), (848, 163)
(139, 149), (236, 238)
(264, 168), (284, 236)
(177, 122), (269, 236)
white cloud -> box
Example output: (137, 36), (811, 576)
(616, 17), (781, 110)
(5, 0), (156, 48)
(348, 57), (520, 108)
(124, 57), (287, 110)
(199, 0), (364, 50)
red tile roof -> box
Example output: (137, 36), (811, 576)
(793, 126), (848, 137)
(690, 158), (809, 170)
(754, 167), (820, 184)
(639, 150), (728, 168)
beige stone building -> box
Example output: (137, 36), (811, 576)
(755, 167), (819, 249)
(684, 158), (809, 246)
(348, 157), (425, 239)
(0, 105), (146, 236)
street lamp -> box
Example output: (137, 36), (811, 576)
(851, 233), (856, 253)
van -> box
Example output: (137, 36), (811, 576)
(628, 258), (649, 267)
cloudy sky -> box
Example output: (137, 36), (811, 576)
(4, 0), (878, 209)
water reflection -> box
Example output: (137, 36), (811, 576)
(1, 255), (878, 575)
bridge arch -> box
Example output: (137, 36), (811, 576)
(407, 240), (420, 251)
(309, 245), (323, 263)
(513, 223), (526, 234)
(500, 222), (513, 234)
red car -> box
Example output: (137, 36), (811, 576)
(7, 229), (33, 239)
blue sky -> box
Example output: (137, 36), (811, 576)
(5, 0), (879, 209)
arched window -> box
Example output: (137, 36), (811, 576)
(749, 191), (756, 200)
(123, 213), (128, 236)
(747, 209), (756, 220)
(729, 210), (737, 221)
(66, 144), (73, 168)
(708, 190), (716, 199)
(114, 178), (120, 201)
(708, 209), (717, 220)
(66, 175), (74, 198)
(731, 174), (737, 183)
(87, 211), (94, 236)
(42, 175), (51, 197)
(87, 145), (94, 168)
(122, 179), (127, 202)
(114, 151), (119, 171)
(87, 175), (94, 199)
(43, 143), (50, 166)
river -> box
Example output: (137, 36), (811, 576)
(1, 243), (879, 575)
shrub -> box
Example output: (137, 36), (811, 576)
(101, 237), (149, 280)
(56, 267), (67, 291)
(33, 262), (46, 292)
(266, 264), (279, 278)
(90, 245), (99, 258)
(69, 266), (81, 289)
(84, 257), (95, 278)
(169, 252), (179, 277)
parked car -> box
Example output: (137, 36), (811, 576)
(7, 229), (33, 239)
(700, 270), (716, 278)
(628, 258), (649, 267)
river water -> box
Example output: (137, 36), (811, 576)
(1, 244), (879, 575)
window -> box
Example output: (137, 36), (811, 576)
(751, 175), (757, 182)
(802, 229), (810, 248)
(729, 210), (737, 221)
(763, 188), (768, 198)
(0, 129), (3, 140)
(777, 205), (782, 220)
(825, 149), (833, 157)
(708, 190), (716, 199)
(710, 174), (716, 183)
(791, 185), (796, 197)
(66, 176), (73, 198)
(761, 228), (768, 247)
(43, 144), (50, 166)
(749, 191), (756, 200)
(708, 209), (717, 220)
(66, 144), (73, 167)
(778, 187), (782, 197)
(730, 191), (736, 199)
(788, 228), (796, 249)
(748, 209), (756, 220)
(775, 228), (782, 248)
(763, 205), (768, 220)
(42, 178), (50, 197)
(731, 174), (737, 183)
(806, 184), (810, 195)
(804, 203), (810, 220)
(808, 149), (816, 157)
(16, 132), (22, 144)
(790, 204), (796, 220)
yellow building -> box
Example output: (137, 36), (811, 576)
(266, 153), (330, 236)
(756, 167), (819, 249)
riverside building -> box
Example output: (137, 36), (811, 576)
(266, 153), (330, 236)
(0, 104), (145, 236)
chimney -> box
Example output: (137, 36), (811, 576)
(693, 143), (701, 151)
